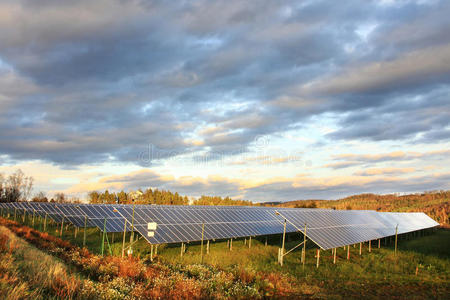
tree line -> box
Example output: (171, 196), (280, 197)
(275, 191), (450, 225)
(87, 189), (254, 206)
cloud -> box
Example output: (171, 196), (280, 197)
(304, 44), (450, 96)
(67, 169), (242, 199)
(62, 167), (450, 202)
(332, 149), (450, 164)
(354, 167), (415, 176)
(0, 0), (449, 200)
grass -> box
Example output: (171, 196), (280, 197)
(0, 225), (87, 299)
(1, 212), (450, 299)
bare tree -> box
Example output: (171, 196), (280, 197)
(54, 192), (66, 203)
(0, 169), (34, 202)
(32, 191), (48, 202)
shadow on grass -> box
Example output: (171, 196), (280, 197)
(397, 228), (450, 258)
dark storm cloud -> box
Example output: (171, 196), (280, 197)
(0, 0), (449, 165)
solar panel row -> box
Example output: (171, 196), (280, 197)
(0, 202), (439, 250)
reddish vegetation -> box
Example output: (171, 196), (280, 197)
(0, 217), (301, 299)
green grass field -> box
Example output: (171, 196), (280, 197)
(1, 212), (449, 299)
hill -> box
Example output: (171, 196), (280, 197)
(269, 191), (450, 225)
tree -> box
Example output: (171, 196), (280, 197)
(32, 191), (48, 202)
(0, 169), (33, 202)
(54, 192), (66, 203)
(88, 191), (101, 204)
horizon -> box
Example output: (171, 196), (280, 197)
(1, 0), (449, 202)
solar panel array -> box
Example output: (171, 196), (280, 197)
(0, 202), (439, 250)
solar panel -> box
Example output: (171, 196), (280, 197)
(52, 204), (91, 228)
(77, 204), (129, 232)
(274, 209), (439, 249)
(0, 201), (439, 249)
(35, 202), (66, 223)
(113, 205), (297, 244)
(26, 202), (49, 218)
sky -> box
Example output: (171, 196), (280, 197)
(0, 0), (449, 202)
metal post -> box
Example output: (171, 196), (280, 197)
(181, 242), (184, 257)
(302, 223), (307, 268)
(378, 239), (380, 248)
(394, 224), (398, 256)
(265, 237), (267, 246)
(249, 236), (252, 248)
(83, 215), (87, 247)
(101, 218), (106, 256)
(150, 245), (154, 261)
(121, 218), (127, 257)
(230, 239), (232, 251)
(130, 201), (135, 250)
(14, 208), (17, 221)
(333, 248), (337, 264)
(347, 245), (350, 260)
(359, 242), (362, 255)
(60, 216), (64, 237)
(207, 240), (210, 254)
(74, 227), (78, 239)
(155, 245), (158, 255)
(316, 249), (320, 268)
(201, 222), (205, 264)
(280, 219), (287, 266)
(43, 213), (47, 231)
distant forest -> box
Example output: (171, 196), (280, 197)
(87, 189), (254, 207)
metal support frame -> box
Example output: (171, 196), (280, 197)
(60, 216), (64, 237)
(122, 218), (127, 257)
(275, 211), (311, 268)
(280, 219), (287, 266)
(333, 248), (337, 264)
(180, 242), (184, 257)
(200, 222), (205, 263)
(129, 201), (136, 254)
(316, 249), (320, 268)
(83, 215), (87, 247)
(32, 209), (36, 227)
(150, 244), (154, 261)
(394, 224), (398, 256)
(101, 218), (106, 256)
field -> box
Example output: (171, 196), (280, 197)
(0, 214), (449, 299)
